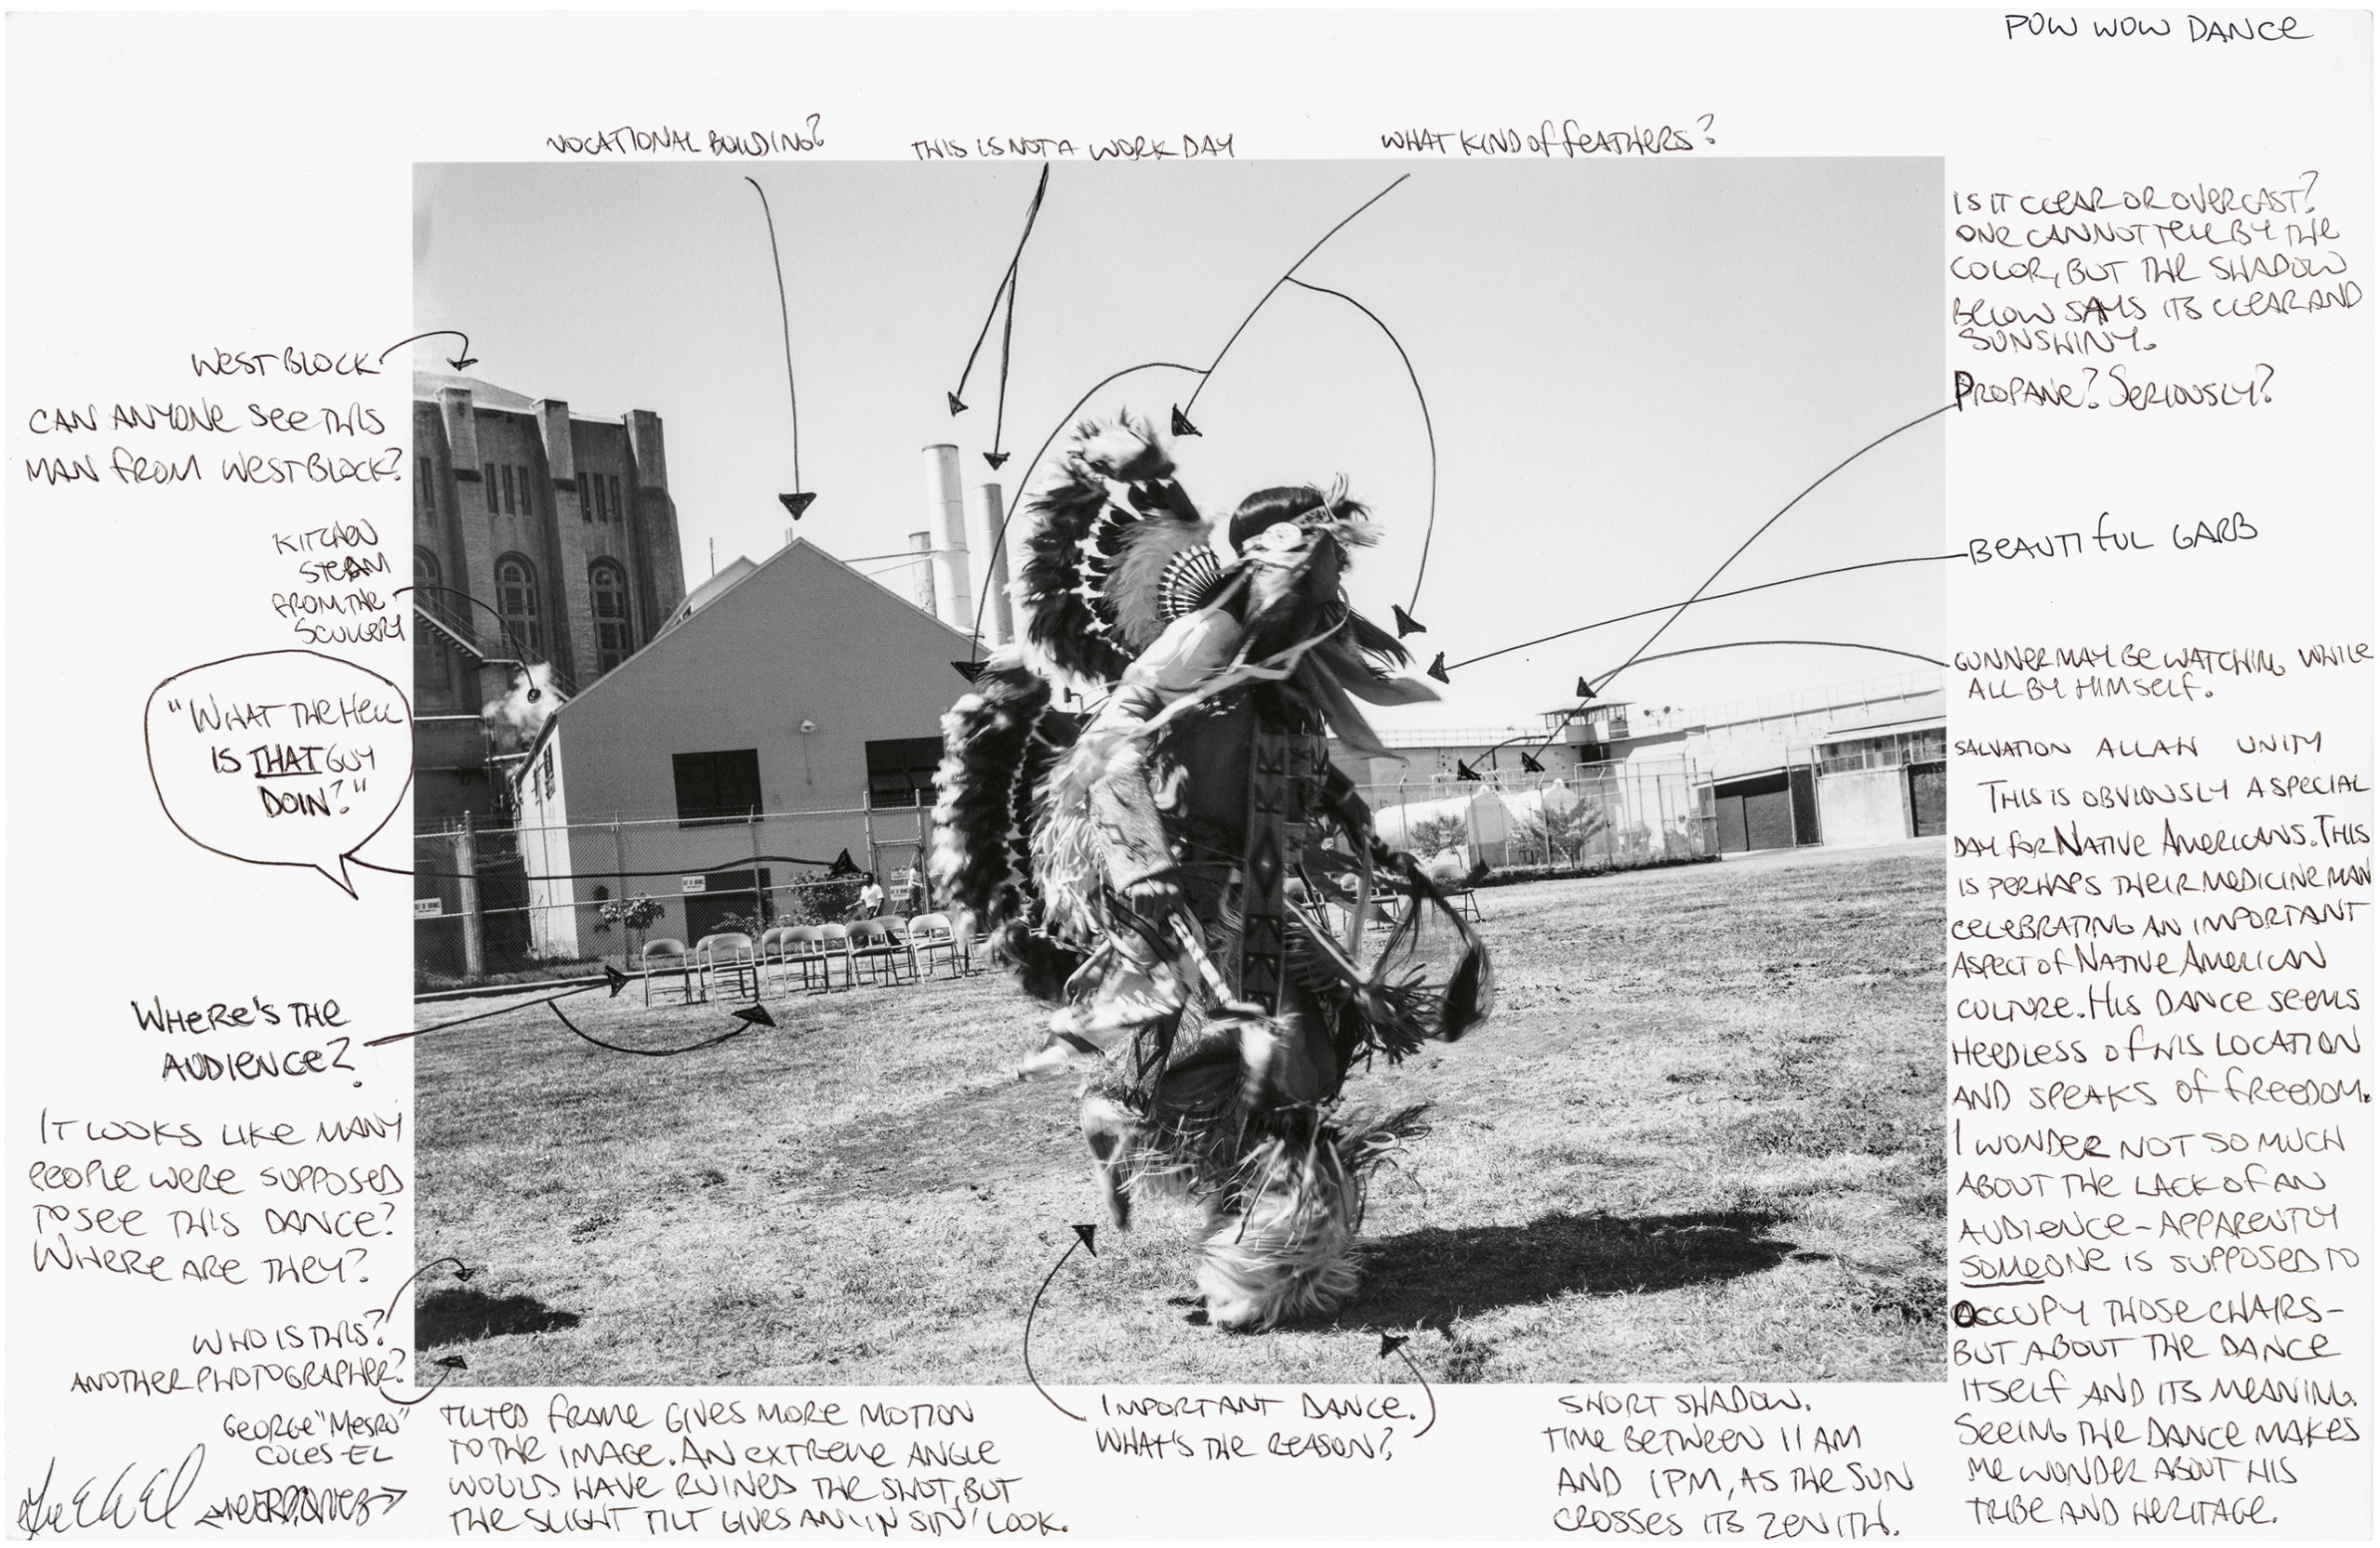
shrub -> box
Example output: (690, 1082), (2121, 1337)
(1401, 812), (1472, 859)
(597, 893), (667, 959)
(1511, 798), (1609, 866)
(779, 874), (867, 923)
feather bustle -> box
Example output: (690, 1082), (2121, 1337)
(929, 660), (1051, 929)
(1016, 414), (1206, 682)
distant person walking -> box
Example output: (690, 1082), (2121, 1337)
(857, 876), (885, 919)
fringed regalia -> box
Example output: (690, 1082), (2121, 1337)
(932, 417), (1492, 1330)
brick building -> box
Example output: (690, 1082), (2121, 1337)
(410, 370), (688, 828)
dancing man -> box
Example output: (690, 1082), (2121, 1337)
(932, 417), (1491, 1331)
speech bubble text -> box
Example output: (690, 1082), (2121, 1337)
(144, 650), (415, 895)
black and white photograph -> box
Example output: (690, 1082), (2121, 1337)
(404, 158), (1948, 1387)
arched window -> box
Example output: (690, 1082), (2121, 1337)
(414, 549), (451, 694)
(589, 560), (633, 674)
(495, 553), (543, 655)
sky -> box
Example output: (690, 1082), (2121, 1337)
(416, 158), (1943, 734)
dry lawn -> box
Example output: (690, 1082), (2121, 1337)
(414, 840), (1945, 1386)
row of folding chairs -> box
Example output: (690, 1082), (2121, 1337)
(640, 914), (971, 1004)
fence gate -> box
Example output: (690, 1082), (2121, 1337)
(867, 803), (932, 908)
(1908, 761), (1948, 837)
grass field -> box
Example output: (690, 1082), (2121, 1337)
(413, 840), (1945, 1386)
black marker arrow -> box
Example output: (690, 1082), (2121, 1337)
(1441, 553), (1968, 678)
(1520, 752), (1545, 774)
(365, 986), (594, 1047)
(373, 1256), (476, 1329)
(1279, 275), (1442, 628)
(747, 177), (814, 518)
(1392, 605), (1426, 639)
(1170, 405), (1200, 438)
(985, 268), (1021, 467)
(1023, 1224), (1097, 1421)
(951, 165), (1051, 456)
(370, 978), (766, 1054)
(547, 1000), (756, 1056)
(377, 1355), (460, 1408)
(1380, 1333), (1436, 1437)
(1425, 653), (1449, 684)
(1595, 399), (1964, 695)
(378, 330), (476, 372)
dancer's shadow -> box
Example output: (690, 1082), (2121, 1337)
(1353, 1210), (1797, 1332)
(416, 1285), (581, 1348)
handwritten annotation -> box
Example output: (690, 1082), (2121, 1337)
(1946, 618), (2368, 1529)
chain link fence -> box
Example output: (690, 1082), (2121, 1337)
(414, 768), (1712, 990)
(415, 800), (938, 991)
(1356, 764), (1715, 873)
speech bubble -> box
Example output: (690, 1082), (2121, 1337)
(144, 649), (415, 895)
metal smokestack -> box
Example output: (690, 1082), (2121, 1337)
(907, 531), (936, 615)
(921, 443), (973, 634)
(969, 482), (1014, 646)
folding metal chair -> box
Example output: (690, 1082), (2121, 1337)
(906, 913), (969, 978)
(641, 938), (694, 1005)
(694, 933), (759, 1001)
(846, 919), (911, 986)
(816, 924), (857, 991)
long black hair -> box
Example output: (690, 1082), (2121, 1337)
(1226, 485), (1369, 552)
(1224, 484), (1407, 670)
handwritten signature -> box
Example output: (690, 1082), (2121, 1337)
(16, 1446), (205, 1536)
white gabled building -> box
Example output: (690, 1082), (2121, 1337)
(510, 536), (982, 959)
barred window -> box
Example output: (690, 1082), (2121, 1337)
(673, 749), (762, 827)
(590, 559), (633, 674)
(866, 737), (945, 808)
(415, 550), (450, 694)
(1817, 726), (1947, 774)
(494, 552), (543, 655)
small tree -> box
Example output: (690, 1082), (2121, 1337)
(598, 893), (666, 961)
(1401, 811), (1472, 860)
(1513, 800), (1608, 866)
